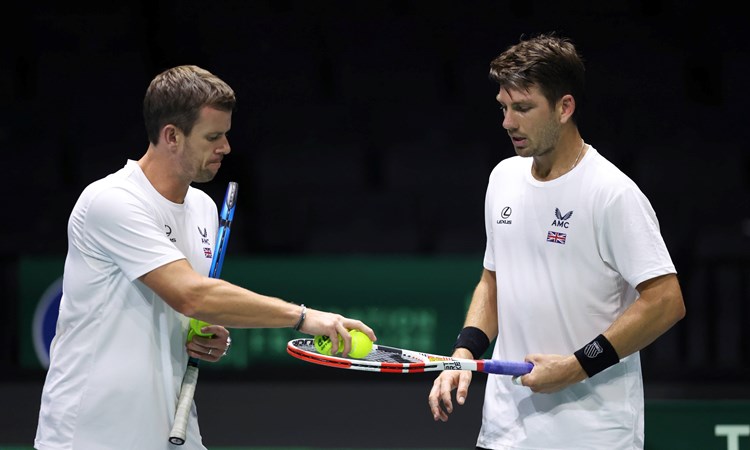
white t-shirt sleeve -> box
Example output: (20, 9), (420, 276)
(483, 166), (499, 271)
(598, 184), (676, 288)
(82, 186), (186, 281)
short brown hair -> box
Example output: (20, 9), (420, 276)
(489, 33), (585, 122)
(143, 65), (236, 144)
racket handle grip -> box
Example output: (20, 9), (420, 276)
(169, 364), (199, 445)
(483, 360), (534, 376)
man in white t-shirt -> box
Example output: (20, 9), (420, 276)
(35, 65), (377, 450)
(428, 33), (685, 449)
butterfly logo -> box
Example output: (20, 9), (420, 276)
(555, 208), (573, 221)
(551, 208), (573, 228)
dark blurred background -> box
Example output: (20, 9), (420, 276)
(2, 0), (749, 448)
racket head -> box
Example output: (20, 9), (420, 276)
(289, 338), (416, 369)
(288, 338), (458, 373)
(287, 338), (533, 376)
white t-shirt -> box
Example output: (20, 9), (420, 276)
(478, 147), (676, 450)
(35, 160), (218, 450)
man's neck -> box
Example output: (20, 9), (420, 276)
(137, 147), (190, 203)
(530, 132), (585, 182)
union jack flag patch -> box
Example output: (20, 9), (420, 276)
(547, 231), (567, 244)
(204, 247), (213, 258)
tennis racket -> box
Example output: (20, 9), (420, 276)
(169, 181), (238, 445)
(287, 338), (533, 376)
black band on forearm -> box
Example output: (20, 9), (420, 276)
(293, 304), (307, 331)
(453, 326), (490, 360)
(574, 334), (620, 378)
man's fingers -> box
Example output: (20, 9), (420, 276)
(455, 382), (468, 405)
(429, 377), (452, 422)
(455, 370), (473, 404)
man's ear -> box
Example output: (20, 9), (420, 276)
(162, 124), (181, 147)
(558, 94), (576, 124)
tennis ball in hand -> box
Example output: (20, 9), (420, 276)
(347, 329), (373, 358)
(313, 334), (338, 355)
(314, 330), (373, 359)
(188, 318), (213, 341)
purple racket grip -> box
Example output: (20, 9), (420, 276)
(482, 360), (533, 376)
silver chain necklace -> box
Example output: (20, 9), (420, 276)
(570, 140), (586, 171)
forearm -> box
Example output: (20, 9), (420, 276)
(454, 269), (498, 358)
(601, 274), (685, 359)
(522, 274), (685, 392)
(139, 245), (377, 347)
(190, 277), (301, 328)
(141, 259), (302, 329)
(184, 275), (377, 343)
(464, 269), (498, 335)
(568, 273), (685, 382)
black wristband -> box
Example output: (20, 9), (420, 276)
(574, 334), (620, 378)
(293, 304), (307, 331)
(453, 326), (490, 360)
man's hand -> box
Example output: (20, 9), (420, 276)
(186, 324), (232, 362)
(428, 348), (475, 422)
(428, 370), (474, 422)
(512, 354), (586, 393)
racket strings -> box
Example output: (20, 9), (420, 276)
(295, 340), (418, 364)
(363, 348), (415, 364)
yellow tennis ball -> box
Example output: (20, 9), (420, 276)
(314, 334), (340, 355)
(314, 330), (373, 358)
(348, 329), (373, 359)
(188, 318), (213, 341)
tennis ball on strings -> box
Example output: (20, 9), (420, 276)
(348, 329), (373, 359)
(314, 334), (339, 355)
(314, 330), (373, 359)
(187, 318), (213, 341)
